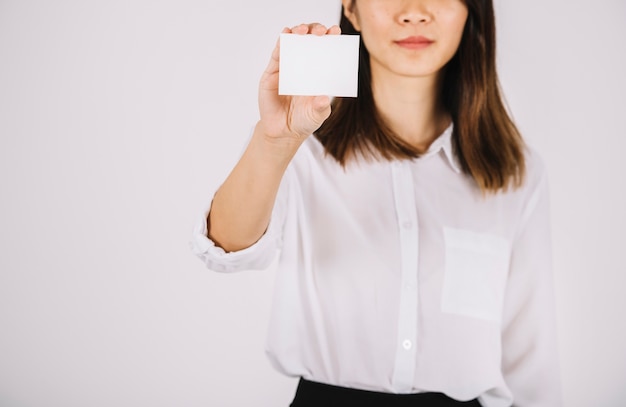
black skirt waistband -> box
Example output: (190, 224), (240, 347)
(289, 378), (482, 407)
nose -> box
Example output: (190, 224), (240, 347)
(397, 1), (432, 25)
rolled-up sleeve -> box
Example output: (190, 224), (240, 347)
(500, 157), (563, 406)
(190, 169), (291, 273)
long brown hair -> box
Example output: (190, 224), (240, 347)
(314, 0), (525, 192)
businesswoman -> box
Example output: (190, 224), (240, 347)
(191, 0), (562, 405)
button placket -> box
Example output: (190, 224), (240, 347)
(390, 161), (420, 392)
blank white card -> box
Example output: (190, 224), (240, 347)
(279, 33), (360, 97)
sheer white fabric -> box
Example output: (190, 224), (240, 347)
(190, 124), (562, 406)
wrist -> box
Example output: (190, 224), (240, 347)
(251, 121), (304, 160)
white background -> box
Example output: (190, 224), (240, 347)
(1, 0), (624, 406)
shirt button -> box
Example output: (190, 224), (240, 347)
(402, 221), (412, 230)
(402, 340), (412, 350)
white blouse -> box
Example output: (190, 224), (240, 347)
(190, 124), (562, 406)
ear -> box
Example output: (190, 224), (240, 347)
(342, 0), (361, 31)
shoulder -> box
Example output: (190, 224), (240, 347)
(299, 135), (328, 160)
(521, 145), (549, 193)
(289, 134), (342, 172)
(281, 135), (333, 191)
(511, 146), (551, 224)
(494, 146), (549, 218)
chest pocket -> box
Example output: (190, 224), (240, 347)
(441, 227), (511, 323)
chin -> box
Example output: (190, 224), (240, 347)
(394, 67), (441, 79)
(372, 57), (443, 80)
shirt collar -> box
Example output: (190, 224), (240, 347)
(422, 122), (462, 174)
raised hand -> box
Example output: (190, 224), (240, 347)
(257, 23), (341, 144)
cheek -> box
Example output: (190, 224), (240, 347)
(453, 7), (469, 36)
(443, 13), (468, 45)
(359, 18), (391, 52)
(438, 3), (468, 35)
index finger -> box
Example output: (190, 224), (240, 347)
(327, 25), (341, 35)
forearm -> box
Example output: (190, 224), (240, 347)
(208, 122), (301, 252)
(208, 23), (336, 252)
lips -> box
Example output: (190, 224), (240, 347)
(394, 36), (434, 50)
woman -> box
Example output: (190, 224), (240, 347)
(191, 0), (562, 405)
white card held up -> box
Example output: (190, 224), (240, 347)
(279, 33), (360, 97)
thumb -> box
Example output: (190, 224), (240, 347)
(310, 95), (332, 125)
(296, 95), (332, 137)
(312, 95), (331, 112)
